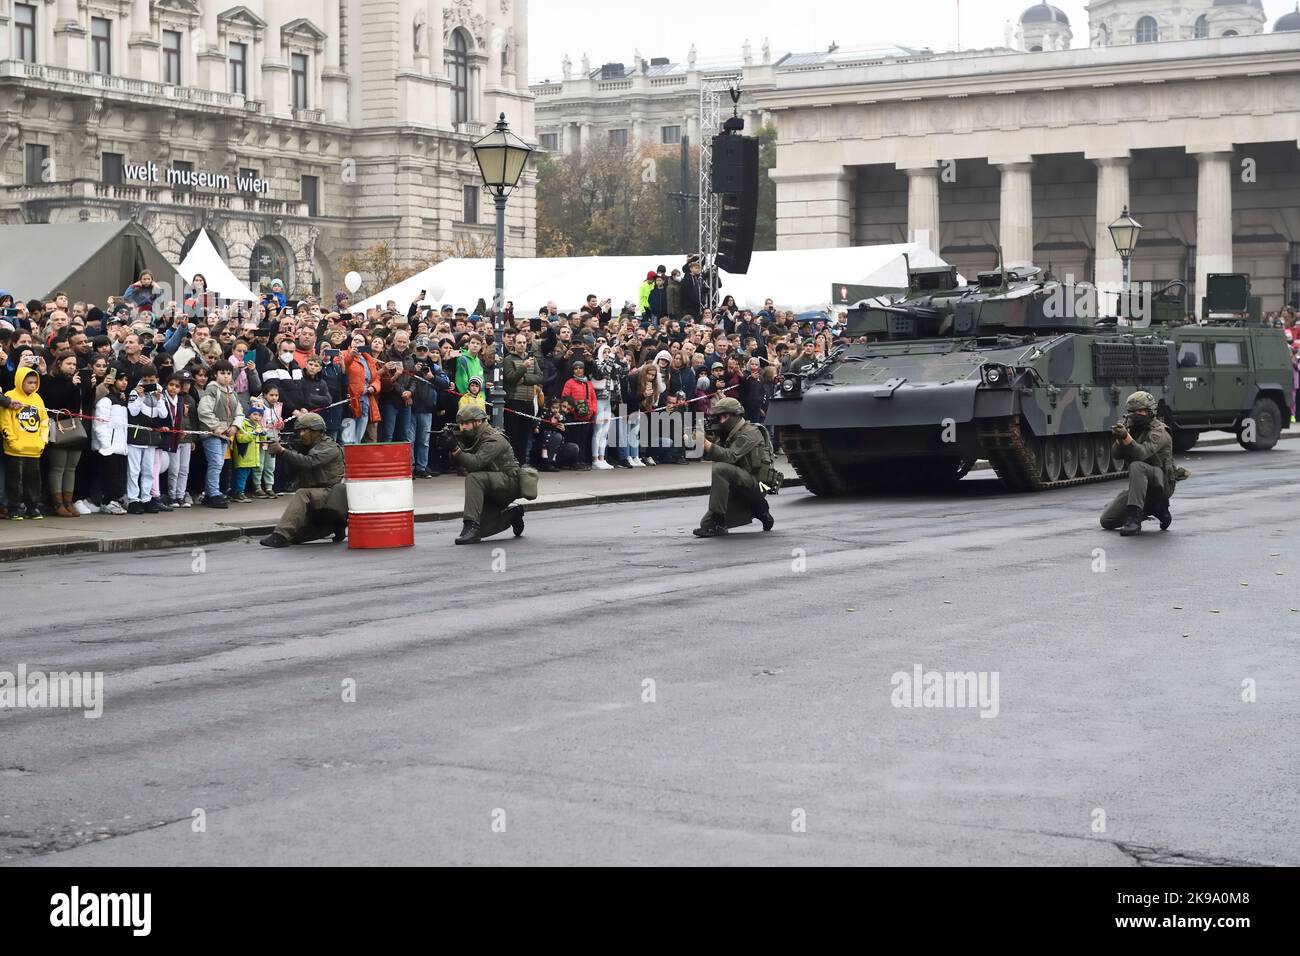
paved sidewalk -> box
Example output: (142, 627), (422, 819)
(0, 430), (1290, 561)
(0, 459), (760, 561)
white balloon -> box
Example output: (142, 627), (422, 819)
(344, 271), (362, 293)
(425, 283), (444, 302)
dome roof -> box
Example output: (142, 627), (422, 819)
(1021, 2), (1069, 25)
(1275, 6), (1300, 31)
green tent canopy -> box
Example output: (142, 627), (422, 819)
(0, 220), (176, 304)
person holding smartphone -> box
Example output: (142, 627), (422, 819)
(340, 331), (381, 444)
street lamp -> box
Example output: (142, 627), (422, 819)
(472, 112), (533, 429)
(1108, 205), (1143, 293)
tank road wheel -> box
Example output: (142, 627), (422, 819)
(1239, 397), (1282, 451)
(1171, 428), (1199, 454)
(1059, 436), (1080, 480)
(1091, 433), (1113, 475)
(1077, 435), (1097, 477)
(1038, 438), (1063, 483)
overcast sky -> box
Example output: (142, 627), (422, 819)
(527, 0), (1290, 82)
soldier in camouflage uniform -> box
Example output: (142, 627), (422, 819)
(449, 404), (527, 545)
(694, 397), (776, 537)
(1099, 391), (1177, 536)
(260, 413), (348, 548)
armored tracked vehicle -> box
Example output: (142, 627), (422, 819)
(768, 263), (1176, 495)
(769, 266), (1292, 496)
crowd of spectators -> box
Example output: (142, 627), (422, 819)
(0, 257), (850, 519)
(4, 262), (1293, 522)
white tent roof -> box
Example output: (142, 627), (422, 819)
(177, 229), (260, 301)
(350, 243), (955, 316)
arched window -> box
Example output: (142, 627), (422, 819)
(1030, 45), (1043, 52)
(1194, 15), (1208, 39)
(249, 236), (294, 293)
(1098, 22), (1111, 46)
(1222, 29), (1238, 37)
(1135, 16), (1159, 43)
(450, 29), (469, 126)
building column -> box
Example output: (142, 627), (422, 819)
(53, 0), (87, 72)
(580, 122), (592, 153)
(1089, 153), (1131, 298)
(127, 0), (159, 82)
(995, 160), (1035, 265)
(1191, 147), (1234, 312)
(770, 167), (853, 251)
(195, 2), (224, 91)
(322, 0), (349, 122)
(261, 0), (290, 117)
(901, 165), (941, 256)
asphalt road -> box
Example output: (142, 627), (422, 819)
(2, 442), (1296, 866)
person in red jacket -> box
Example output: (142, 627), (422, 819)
(560, 358), (597, 468)
(338, 331), (382, 443)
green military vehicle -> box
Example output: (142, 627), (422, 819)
(769, 266), (1292, 496)
(1158, 274), (1293, 453)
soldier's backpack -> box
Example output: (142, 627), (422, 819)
(755, 425), (782, 494)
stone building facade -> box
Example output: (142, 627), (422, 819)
(759, 4), (1300, 311)
(529, 40), (791, 154)
(0, 0), (535, 298)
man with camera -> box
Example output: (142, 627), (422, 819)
(1098, 391), (1179, 536)
(693, 396), (777, 538)
(260, 412), (347, 548)
(438, 404), (536, 545)
(502, 331), (543, 464)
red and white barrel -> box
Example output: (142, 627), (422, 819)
(343, 443), (415, 549)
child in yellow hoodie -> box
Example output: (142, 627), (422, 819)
(458, 375), (487, 415)
(2, 365), (50, 519)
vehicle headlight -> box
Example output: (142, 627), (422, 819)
(980, 363), (1012, 388)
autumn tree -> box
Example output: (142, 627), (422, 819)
(536, 142), (697, 258)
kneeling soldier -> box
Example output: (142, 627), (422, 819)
(1099, 390), (1177, 536)
(449, 404), (529, 545)
(260, 412), (347, 548)
(694, 397), (777, 538)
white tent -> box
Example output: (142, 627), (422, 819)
(349, 242), (955, 316)
(177, 229), (260, 301)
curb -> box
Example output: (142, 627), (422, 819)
(0, 478), (797, 562)
(1, 430), (1291, 561)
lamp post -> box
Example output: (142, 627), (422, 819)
(472, 113), (533, 430)
(1108, 204), (1143, 294)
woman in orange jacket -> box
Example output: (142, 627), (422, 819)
(338, 331), (382, 444)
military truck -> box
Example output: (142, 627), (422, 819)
(768, 266), (1291, 496)
(1159, 274), (1293, 453)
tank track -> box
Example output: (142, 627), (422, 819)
(977, 417), (1126, 492)
(779, 427), (854, 496)
(782, 421), (1126, 495)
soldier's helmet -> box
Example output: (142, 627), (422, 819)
(1125, 391), (1158, 414)
(295, 412), (327, 432)
(456, 404), (489, 424)
(710, 397), (745, 417)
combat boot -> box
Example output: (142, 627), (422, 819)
(1153, 506), (1172, 531)
(692, 515), (728, 538)
(332, 518), (348, 543)
(756, 508), (775, 532)
(454, 520), (482, 545)
(1118, 505), (1144, 536)
(510, 506), (525, 538)
(259, 533), (290, 548)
